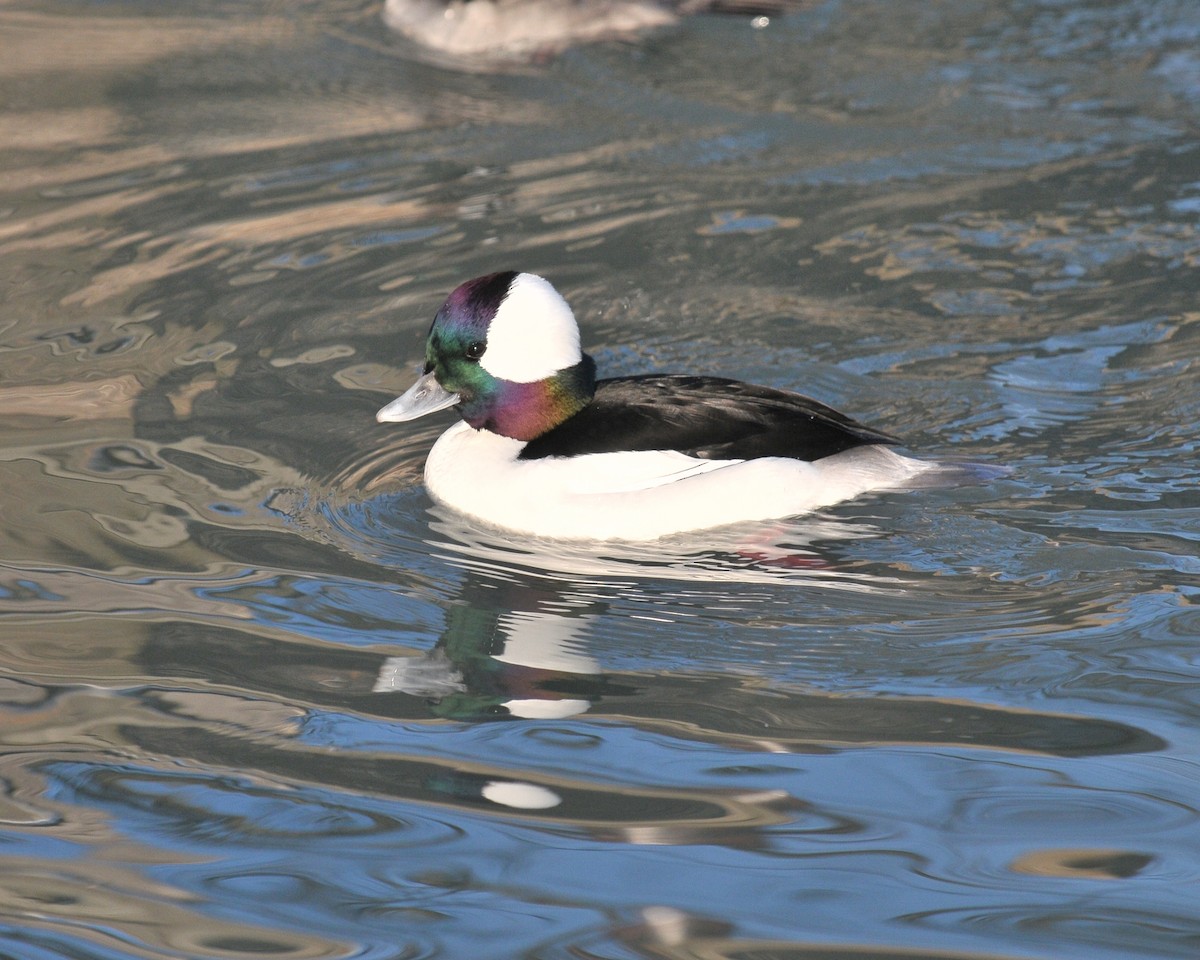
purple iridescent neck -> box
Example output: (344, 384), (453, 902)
(460, 355), (595, 441)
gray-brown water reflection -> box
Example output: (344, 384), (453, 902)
(2, 1), (1199, 958)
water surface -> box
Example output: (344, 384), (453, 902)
(1, 1), (1199, 958)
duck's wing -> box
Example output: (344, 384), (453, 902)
(519, 375), (899, 462)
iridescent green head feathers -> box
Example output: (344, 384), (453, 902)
(376, 272), (596, 441)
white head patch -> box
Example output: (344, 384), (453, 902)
(480, 273), (582, 383)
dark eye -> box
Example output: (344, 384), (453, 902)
(465, 340), (486, 361)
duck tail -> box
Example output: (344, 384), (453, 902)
(902, 459), (1011, 489)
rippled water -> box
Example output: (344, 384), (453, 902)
(2, 1), (1199, 958)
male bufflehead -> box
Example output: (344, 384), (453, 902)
(383, 0), (799, 61)
(377, 271), (948, 540)
(383, 0), (675, 59)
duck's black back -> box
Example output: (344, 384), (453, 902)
(518, 375), (899, 462)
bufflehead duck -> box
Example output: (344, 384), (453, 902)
(377, 271), (944, 540)
(383, 0), (674, 59)
(383, 0), (799, 61)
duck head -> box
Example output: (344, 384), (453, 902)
(376, 272), (597, 441)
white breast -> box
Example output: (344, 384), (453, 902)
(422, 421), (937, 541)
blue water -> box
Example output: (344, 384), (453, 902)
(1, 1), (1198, 958)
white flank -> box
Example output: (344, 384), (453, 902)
(383, 0), (676, 58)
(422, 422), (940, 541)
(479, 273), (582, 383)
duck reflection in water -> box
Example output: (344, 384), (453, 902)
(373, 568), (629, 722)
